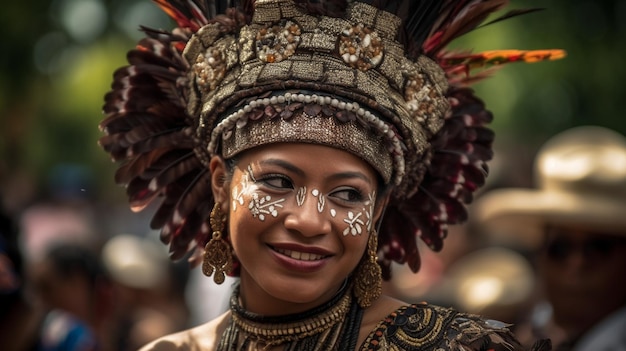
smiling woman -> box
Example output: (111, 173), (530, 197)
(213, 144), (380, 315)
(98, 0), (564, 350)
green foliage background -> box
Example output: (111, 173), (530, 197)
(1, 0), (625, 212)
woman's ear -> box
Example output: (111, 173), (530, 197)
(210, 156), (229, 209)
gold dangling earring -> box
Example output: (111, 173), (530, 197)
(353, 229), (382, 308)
(202, 202), (233, 284)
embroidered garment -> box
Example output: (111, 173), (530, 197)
(361, 303), (550, 351)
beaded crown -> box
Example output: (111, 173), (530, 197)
(100, 0), (564, 279)
(186, 0), (449, 193)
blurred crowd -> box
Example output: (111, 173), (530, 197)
(0, 197), (195, 351)
(1, 125), (625, 351)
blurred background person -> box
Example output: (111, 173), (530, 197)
(0, 203), (44, 351)
(16, 191), (114, 350)
(101, 233), (190, 351)
(385, 221), (537, 328)
(19, 198), (98, 265)
(474, 126), (626, 351)
(1, 199), (113, 351)
(30, 242), (112, 351)
(383, 224), (477, 305)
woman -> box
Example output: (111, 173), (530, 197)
(99, 0), (564, 350)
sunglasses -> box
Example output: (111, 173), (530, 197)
(543, 235), (626, 262)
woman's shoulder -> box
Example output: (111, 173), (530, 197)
(361, 301), (550, 351)
(138, 311), (230, 351)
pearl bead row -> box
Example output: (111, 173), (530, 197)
(208, 92), (406, 184)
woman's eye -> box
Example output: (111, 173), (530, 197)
(330, 188), (364, 203)
(260, 175), (293, 190)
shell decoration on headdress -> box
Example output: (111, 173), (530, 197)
(99, 0), (565, 279)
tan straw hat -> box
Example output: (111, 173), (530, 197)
(474, 126), (626, 248)
(443, 247), (535, 317)
(101, 234), (169, 289)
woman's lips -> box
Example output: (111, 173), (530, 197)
(272, 247), (326, 261)
(268, 244), (332, 271)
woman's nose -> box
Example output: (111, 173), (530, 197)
(283, 192), (332, 237)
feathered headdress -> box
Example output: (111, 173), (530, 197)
(99, 0), (564, 279)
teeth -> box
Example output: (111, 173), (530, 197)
(274, 248), (324, 261)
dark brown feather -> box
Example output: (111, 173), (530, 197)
(113, 149), (168, 184)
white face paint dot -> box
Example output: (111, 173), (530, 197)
(330, 209), (336, 217)
(312, 189), (319, 196)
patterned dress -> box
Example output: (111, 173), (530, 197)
(361, 303), (551, 351)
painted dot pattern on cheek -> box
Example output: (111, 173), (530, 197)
(308, 189), (337, 217)
(232, 172), (253, 211)
(342, 191), (376, 236)
(308, 189), (376, 236)
(365, 192), (375, 232)
(296, 187), (307, 207)
(311, 189), (327, 213)
(241, 164), (286, 222)
(248, 193), (285, 221)
(343, 211), (365, 236)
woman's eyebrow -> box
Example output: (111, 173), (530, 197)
(258, 159), (305, 177)
(327, 172), (373, 185)
(258, 159), (372, 185)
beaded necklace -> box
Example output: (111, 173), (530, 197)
(218, 283), (363, 351)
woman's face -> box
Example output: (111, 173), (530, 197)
(211, 143), (386, 314)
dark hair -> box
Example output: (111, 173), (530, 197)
(0, 207), (21, 279)
(0, 205), (24, 318)
(46, 243), (107, 289)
